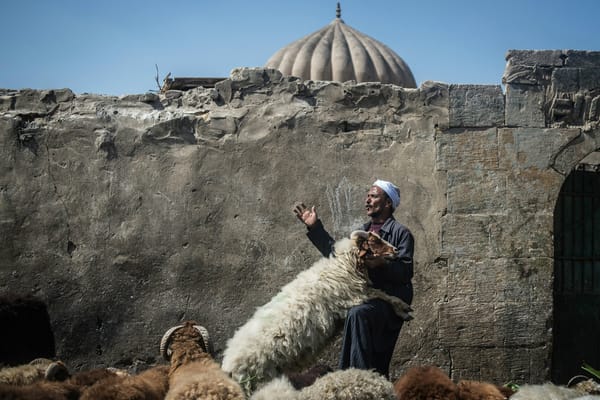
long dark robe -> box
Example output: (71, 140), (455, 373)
(305, 216), (414, 377)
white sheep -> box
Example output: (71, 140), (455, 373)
(509, 382), (587, 400)
(160, 320), (245, 400)
(250, 368), (397, 400)
(250, 376), (300, 400)
(221, 230), (413, 393)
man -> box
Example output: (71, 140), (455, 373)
(293, 179), (414, 378)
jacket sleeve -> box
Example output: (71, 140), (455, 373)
(306, 219), (336, 258)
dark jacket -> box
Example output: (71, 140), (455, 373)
(306, 216), (414, 304)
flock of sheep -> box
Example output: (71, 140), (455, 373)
(1, 230), (599, 399)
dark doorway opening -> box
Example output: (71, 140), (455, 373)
(0, 294), (56, 365)
(552, 168), (600, 384)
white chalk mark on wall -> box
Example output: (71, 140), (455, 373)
(325, 176), (356, 235)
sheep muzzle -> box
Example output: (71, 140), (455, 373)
(351, 230), (398, 261)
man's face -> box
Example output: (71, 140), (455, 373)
(365, 186), (390, 218)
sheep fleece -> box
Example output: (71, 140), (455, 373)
(221, 232), (411, 388)
(250, 369), (396, 400)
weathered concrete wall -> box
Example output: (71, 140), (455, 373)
(0, 50), (599, 382)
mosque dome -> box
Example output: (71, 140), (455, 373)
(265, 3), (416, 88)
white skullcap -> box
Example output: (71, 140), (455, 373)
(373, 179), (401, 209)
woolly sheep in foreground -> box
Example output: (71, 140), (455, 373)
(509, 382), (593, 400)
(0, 367), (125, 400)
(0, 358), (69, 385)
(221, 230), (413, 393)
(457, 379), (513, 399)
(79, 365), (169, 400)
(393, 365), (516, 400)
(160, 321), (245, 400)
(250, 376), (300, 400)
(393, 365), (459, 400)
(0, 380), (80, 400)
(250, 368), (396, 400)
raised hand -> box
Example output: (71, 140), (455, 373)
(293, 202), (318, 228)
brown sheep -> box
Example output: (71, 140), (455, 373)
(0, 358), (69, 385)
(285, 364), (333, 390)
(0, 381), (80, 400)
(393, 365), (459, 400)
(160, 321), (245, 400)
(394, 366), (514, 400)
(457, 380), (513, 400)
(79, 365), (169, 400)
(0, 366), (123, 400)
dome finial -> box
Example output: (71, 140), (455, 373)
(336, 2), (341, 19)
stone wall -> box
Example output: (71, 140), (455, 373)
(0, 50), (599, 381)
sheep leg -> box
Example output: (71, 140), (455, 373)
(365, 288), (414, 321)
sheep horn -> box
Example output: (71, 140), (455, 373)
(193, 324), (214, 356)
(160, 324), (185, 361)
(350, 230), (369, 240)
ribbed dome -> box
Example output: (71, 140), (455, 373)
(265, 5), (416, 88)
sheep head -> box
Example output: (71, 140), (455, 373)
(159, 321), (213, 363)
(350, 230), (398, 265)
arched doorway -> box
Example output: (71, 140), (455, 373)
(552, 152), (600, 384)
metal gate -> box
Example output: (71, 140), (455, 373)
(552, 168), (600, 384)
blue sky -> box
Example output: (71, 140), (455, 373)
(2, 0), (599, 96)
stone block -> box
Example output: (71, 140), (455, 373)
(442, 212), (553, 259)
(503, 50), (561, 86)
(580, 68), (600, 91)
(499, 128), (581, 170)
(142, 117), (196, 144)
(446, 258), (553, 305)
(564, 50), (600, 68)
(229, 67), (283, 89)
(436, 128), (499, 171)
(12, 89), (64, 116)
(552, 68), (580, 92)
(505, 50), (566, 68)
(441, 214), (494, 259)
(447, 169), (507, 214)
(487, 213), (554, 258)
(439, 299), (551, 348)
(449, 85), (504, 127)
(505, 84), (545, 127)
(449, 345), (550, 383)
(503, 65), (554, 86)
(505, 168), (563, 213)
(0, 94), (15, 112)
(312, 81), (346, 104)
(119, 93), (160, 104)
(552, 131), (600, 175)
